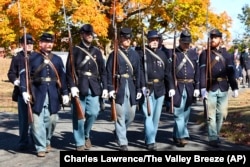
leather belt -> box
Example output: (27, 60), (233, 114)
(119, 73), (130, 78)
(82, 71), (98, 78)
(32, 77), (57, 82)
(213, 77), (227, 82)
(177, 79), (194, 83)
(147, 79), (162, 85)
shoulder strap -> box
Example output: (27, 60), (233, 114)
(75, 45), (99, 76)
(145, 48), (165, 68)
(118, 49), (133, 74)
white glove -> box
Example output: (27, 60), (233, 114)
(168, 89), (175, 97)
(62, 95), (70, 104)
(14, 79), (20, 86)
(109, 90), (116, 99)
(239, 77), (243, 81)
(201, 88), (208, 99)
(22, 92), (30, 104)
(102, 89), (108, 99)
(142, 87), (149, 96)
(193, 89), (200, 97)
(232, 90), (239, 98)
(71, 87), (79, 97)
(136, 92), (142, 100)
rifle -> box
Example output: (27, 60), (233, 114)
(63, 0), (84, 120)
(170, 30), (177, 114)
(204, 4), (211, 120)
(170, 1), (177, 114)
(110, 0), (118, 121)
(18, 0), (33, 123)
(138, 5), (151, 116)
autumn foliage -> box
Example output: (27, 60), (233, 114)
(0, 0), (233, 50)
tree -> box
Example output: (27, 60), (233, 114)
(0, 0), (235, 50)
(238, 4), (250, 45)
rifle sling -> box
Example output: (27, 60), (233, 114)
(145, 48), (165, 68)
(34, 53), (61, 88)
(75, 45), (99, 77)
(118, 49), (133, 75)
(211, 50), (225, 68)
(176, 48), (194, 74)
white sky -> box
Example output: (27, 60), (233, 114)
(210, 0), (249, 39)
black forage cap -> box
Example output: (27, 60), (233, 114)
(180, 30), (192, 43)
(79, 24), (94, 34)
(20, 34), (34, 44)
(210, 29), (222, 37)
(39, 32), (55, 42)
(147, 30), (160, 39)
(120, 27), (132, 38)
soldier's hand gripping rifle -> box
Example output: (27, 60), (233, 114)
(63, 0), (84, 120)
(18, 0), (33, 123)
(110, 0), (118, 121)
(23, 27), (34, 124)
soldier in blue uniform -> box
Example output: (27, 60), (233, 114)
(20, 32), (70, 157)
(106, 27), (142, 151)
(7, 34), (34, 150)
(172, 30), (200, 147)
(139, 30), (175, 151)
(66, 24), (108, 151)
(200, 29), (239, 148)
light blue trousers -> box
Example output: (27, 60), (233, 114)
(72, 89), (100, 147)
(173, 88), (191, 139)
(31, 93), (58, 153)
(207, 89), (228, 141)
(142, 91), (164, 145)
(115, 80), (136, 146)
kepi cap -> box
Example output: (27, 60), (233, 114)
(20, 34), (34, 44)
(147, 30), (160, 39)
(180, 30), (192, 43)
(120, 27), (132, 38)
(79, 24), (94, 34)
(210, 29), (222, 37)
(39, 32), (55, 42)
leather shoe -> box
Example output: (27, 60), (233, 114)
(76, 145), (86, 151)
(37, 151), (46, 157)
(119, 145), (128, 151)
(147, 143), (157, 151)
(174, 138), (188, 147)
(46, 145), (51, 153)
(85, 138), (92, 150)
(208, 140), (219, 148)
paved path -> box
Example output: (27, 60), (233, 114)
(0, 100), (250, 167)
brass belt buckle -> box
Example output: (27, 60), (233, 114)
(153, 79), (159, 83)
(84, 71), (92, 76)
(44, 77), (51, 82)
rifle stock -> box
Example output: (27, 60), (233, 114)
(63, 0), (84, 120)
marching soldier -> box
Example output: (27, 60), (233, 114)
(106, 27), (142, 151)
(139, 30), (175, 151)
(20, 32), (70, 157)
(200, 29), (239, 148)
(66, 24), (108, 151)
(7, 34), (34, 150)
(172, 30), (200, 147)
